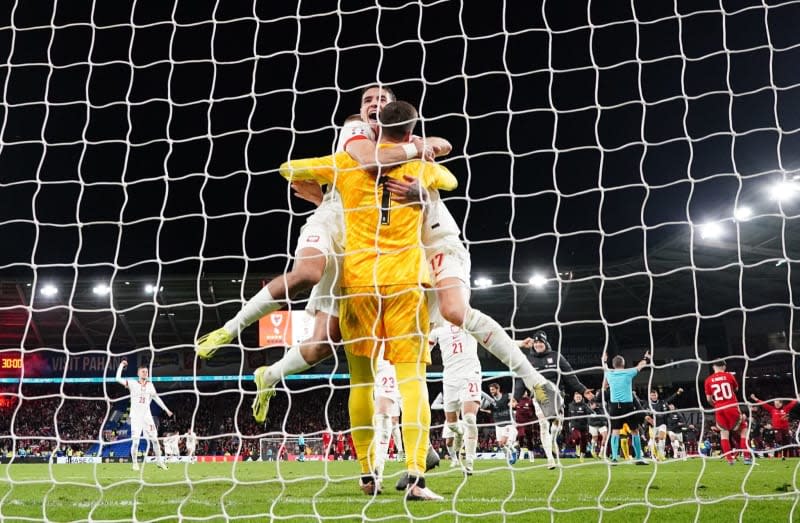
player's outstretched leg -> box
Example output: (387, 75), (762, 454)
(196, 250), (326, 359)
(251, 312), (338, 422)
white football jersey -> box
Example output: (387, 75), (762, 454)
(422, 190), (462, 248)
(126, 379), (157, 420)
(336, 120), (375, 152)
(430, 323), (479, 374)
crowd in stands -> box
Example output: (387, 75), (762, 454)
(1, 380), (798, 460)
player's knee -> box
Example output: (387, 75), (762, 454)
(438, 300), (466, 326)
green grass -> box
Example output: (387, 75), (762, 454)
(0, 458), (798, 522)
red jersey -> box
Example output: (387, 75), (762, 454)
(704, 371), (739, 409)
(758, 400), (797, 431)
(322, 432), (332, 449)
(515, 396), (535, 424)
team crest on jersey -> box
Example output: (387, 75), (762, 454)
(305, 235), (320, 242)
(547, 358), (553, 363)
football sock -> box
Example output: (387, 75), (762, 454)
(263, 346), (311, 387)
(463, 308), (546, 388)
(224, 286), (281, 335)
(611, 435), (620, 461)
(632, 435), (643, 460)
(463, 413), (478, 461)
(345, 353), (376, 475)
(396, 361), (431, 477)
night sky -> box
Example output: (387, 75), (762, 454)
(0, 0), (798, 359)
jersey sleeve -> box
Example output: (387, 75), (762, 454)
(422, 163), (458, 191)
(337, 121), (374, 152)
(279, 154), (340, 184)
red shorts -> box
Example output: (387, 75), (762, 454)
(715, 406), (743, 431)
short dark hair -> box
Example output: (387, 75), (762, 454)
(378, 101), (417, 140)
(712, 360), (726, 369)
(650, 389), (659, 394)
(489, 382), (500, 390)
(612, 355), (625, 368)
(360, 84), (396, 103)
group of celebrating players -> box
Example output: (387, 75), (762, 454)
(112, 85), (789, 501)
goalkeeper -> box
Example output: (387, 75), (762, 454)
(279, 100), (454, 501)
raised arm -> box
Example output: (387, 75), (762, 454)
(635, 351), (651, 372)
(115, 361), (128, 388)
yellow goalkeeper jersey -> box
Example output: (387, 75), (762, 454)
(279, 151), (458, 289)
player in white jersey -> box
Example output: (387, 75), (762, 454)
(194, 86), (436, 426)
(164, 433), (180, 461)
(184, 429), (198, 463)
(429, 322), (483, 474)
(115, 361), (173, 471)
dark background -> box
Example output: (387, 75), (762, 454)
(0, 0), (798, 388)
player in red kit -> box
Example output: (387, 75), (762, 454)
(750, 394), (798, 459)
(335, 432), (345, 461)
(704, 360), (751, 465)
(322, 431), (333, 460)
(514, 390), (536, 462)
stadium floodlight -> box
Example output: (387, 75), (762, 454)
(144, 284), (163, 294)
(769, 181), (799, 202)
(733, 207), (752, 221)
(92, 284), (111, 296)
(40, 284), (58, 297)
(473, 277), (493, 288)
(698, 222), (723, 240)
(528, 274), (547, 288)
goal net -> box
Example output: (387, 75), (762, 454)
(1, 0), (799, 521)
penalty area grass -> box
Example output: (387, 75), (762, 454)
(0, 457), (797, 522)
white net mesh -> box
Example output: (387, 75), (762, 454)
(1, 0), (800, 521)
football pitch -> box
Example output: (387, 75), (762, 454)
(0, 458), (797, 522)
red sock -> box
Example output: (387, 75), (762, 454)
(739, 437), (750, 460)
(721, 439), (732, 461)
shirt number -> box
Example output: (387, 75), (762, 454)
(710, 382), (733, 402)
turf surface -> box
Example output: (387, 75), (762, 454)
(0, 457), (798, 522)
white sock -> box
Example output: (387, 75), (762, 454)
(463, 413), (478, 461)
(131, 439), (139, 463)
(372, 413), (392, 476)
(392, 424), (404, 455)
(657, 439), (666, 457)
(264, 346), (311, 386)
(224, 286), (281, 335)
(550, 423), (561, 456)
(671, 440), (680, 459)
(540, 419), (554, 461)
(152, 439), (163, 460)
(463, 308), (546, 388)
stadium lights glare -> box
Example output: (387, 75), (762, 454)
(144, 284), (163, 294)
(733, 207), (752, 221)
(769, 181), (799, 202)
(40, 284), (58, 297)
(698, 222), (723, 240)
(473, 277), (493, 288)
(528, 274), (547, 288)
(92, 284), (111, 296)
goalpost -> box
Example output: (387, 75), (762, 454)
(2, 0), (800, 521)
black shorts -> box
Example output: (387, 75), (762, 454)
(299, 445), (306, 453)
(608, 401), (644, 431)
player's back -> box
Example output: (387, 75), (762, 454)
(704, 371), (738, 408)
